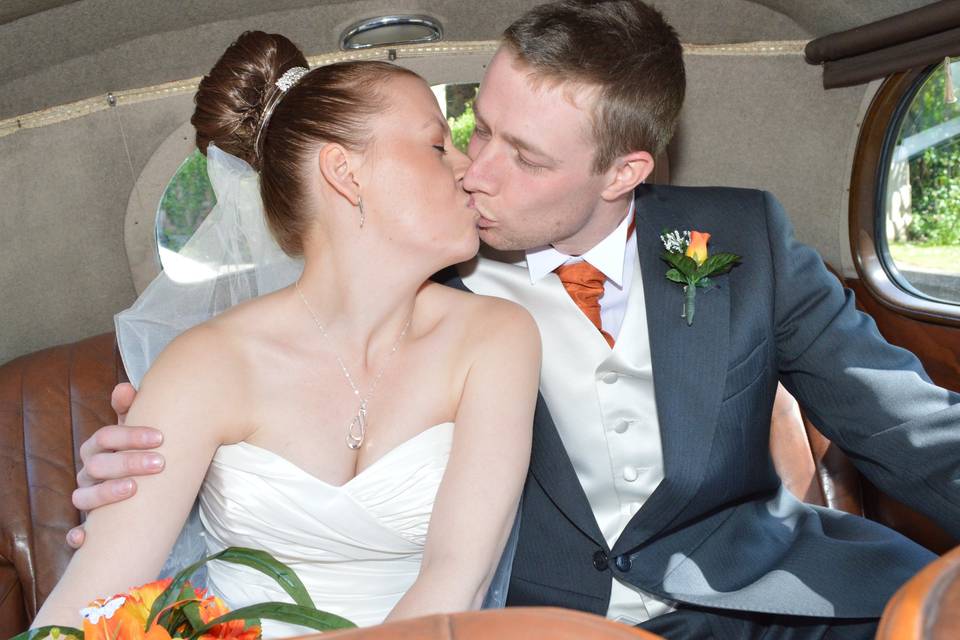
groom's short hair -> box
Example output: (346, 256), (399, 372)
(503, 0), (685, 172)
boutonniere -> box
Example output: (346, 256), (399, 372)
(660, 229), (741, 326)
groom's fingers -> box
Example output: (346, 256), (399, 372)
(71, 477), (138, 512)
(77, 450), (165, 487)
(66, 526), (85, 549)
(78, 425), (164, 465)
(110, 383), (137, 424)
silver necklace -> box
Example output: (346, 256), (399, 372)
(295, 280), (413, 449)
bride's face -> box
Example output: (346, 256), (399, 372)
(358, 74), (479, 266)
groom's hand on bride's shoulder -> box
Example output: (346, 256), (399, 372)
(66, 383), (165, 548)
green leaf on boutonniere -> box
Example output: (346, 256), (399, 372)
(697, 253), (741, 279)
(665, 268), (685, 284)
(662, 252), (699, 279)
(660, 229), (742, 326)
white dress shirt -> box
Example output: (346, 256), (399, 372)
(524, 200), (636, 340)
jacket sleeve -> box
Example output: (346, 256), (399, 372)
(763, 190), (960, 538)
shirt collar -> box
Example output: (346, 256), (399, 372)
(525, 197), (636, 286)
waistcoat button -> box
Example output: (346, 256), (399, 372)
(592, 550), (610, 571)
(623, 466), (639, 482)
(601, 372), (619, 384)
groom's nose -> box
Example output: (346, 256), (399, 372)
(462, 136), (495, 195)
(449, 144), (471, 184)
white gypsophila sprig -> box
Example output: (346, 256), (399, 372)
(660, 230), (690, 254)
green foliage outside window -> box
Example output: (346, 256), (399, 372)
(901, 62), (960, 246)
(446, 84), (478, 154)
(449, 102), (476, 154)
(158, 150), (216, 253)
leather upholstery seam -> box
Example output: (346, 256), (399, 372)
(19, 361), (37, 613)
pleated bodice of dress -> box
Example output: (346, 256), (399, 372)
(197, 422), (454, 637)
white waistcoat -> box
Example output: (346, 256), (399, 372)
(460, 253), (675, 624)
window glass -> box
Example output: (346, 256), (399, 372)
(884, 60), (960, 304)
(156, 149), (217, 282)
(432, 82), (478, 152)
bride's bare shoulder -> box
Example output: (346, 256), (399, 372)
(421, 281), (540, 349)
(135, 295), (280, 408)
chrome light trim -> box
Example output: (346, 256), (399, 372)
(340, 15), (443, 50)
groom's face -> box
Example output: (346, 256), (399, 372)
(463, 47), (610, 252)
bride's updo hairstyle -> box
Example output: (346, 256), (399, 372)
(191, 31), (418, 256)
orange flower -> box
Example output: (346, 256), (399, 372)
(79, 577), (261, 640)
(197, 595), (260, 640)
(685, 231), (711, 266)
(82, 579), (216, 640)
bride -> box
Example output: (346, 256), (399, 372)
(33, 31), (539, 635)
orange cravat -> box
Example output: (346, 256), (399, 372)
(554, 261), (615, 348)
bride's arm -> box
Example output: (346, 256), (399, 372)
(386, 300), (540, 621)
(32, 327), (244, 629)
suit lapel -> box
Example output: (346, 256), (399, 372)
(612, 187), (730, 556)
(528, 396), (608, 548)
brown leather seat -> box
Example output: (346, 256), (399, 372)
(316, 608), (661, 639)
(877, 544), (960, 639)
(769, 382), (956, 554)
(0, 331), (954, 636)
(0, 333), (127, 638)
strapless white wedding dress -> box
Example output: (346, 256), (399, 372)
(196, 422), (454, 637)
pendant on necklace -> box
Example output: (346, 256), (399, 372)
(346, 402), (368, 450)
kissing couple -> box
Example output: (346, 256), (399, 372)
(36, 1), (960, 639)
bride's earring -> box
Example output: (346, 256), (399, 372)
(357, 196), (365, 229)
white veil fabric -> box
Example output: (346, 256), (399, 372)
(115, 144), (301, 584)
(115, 144), (302, 388)
(113, 143), (516, 608)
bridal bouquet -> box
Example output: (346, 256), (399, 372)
(17, 548), (355, 640)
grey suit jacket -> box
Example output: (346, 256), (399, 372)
(446, 185), (960, 619)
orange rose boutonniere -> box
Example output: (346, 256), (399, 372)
(660, 229), (741, 326)
(18, 548), (356, 640)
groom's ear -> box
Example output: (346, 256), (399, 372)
(317, 143), (361, 206)
(600, 150), (655, 202)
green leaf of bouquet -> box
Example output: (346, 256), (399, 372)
(665, 268), (685, 284)
(147, 547), (316, 629)
(187, 603), (356, 639)
(181, 600), (205, 635)
(147, 555), (215, 628)
(217, 547), (315, 609)
(10, 626), (84, 640)
(158, 583), (200, 633)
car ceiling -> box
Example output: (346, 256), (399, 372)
(0, 0), (933, 119)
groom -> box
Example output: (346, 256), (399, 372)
(72, 1), (960, 638)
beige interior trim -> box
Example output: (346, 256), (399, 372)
(124, 120), (197, 294)
(0, 39), (809, 139)
(683, 40), (807, 56)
